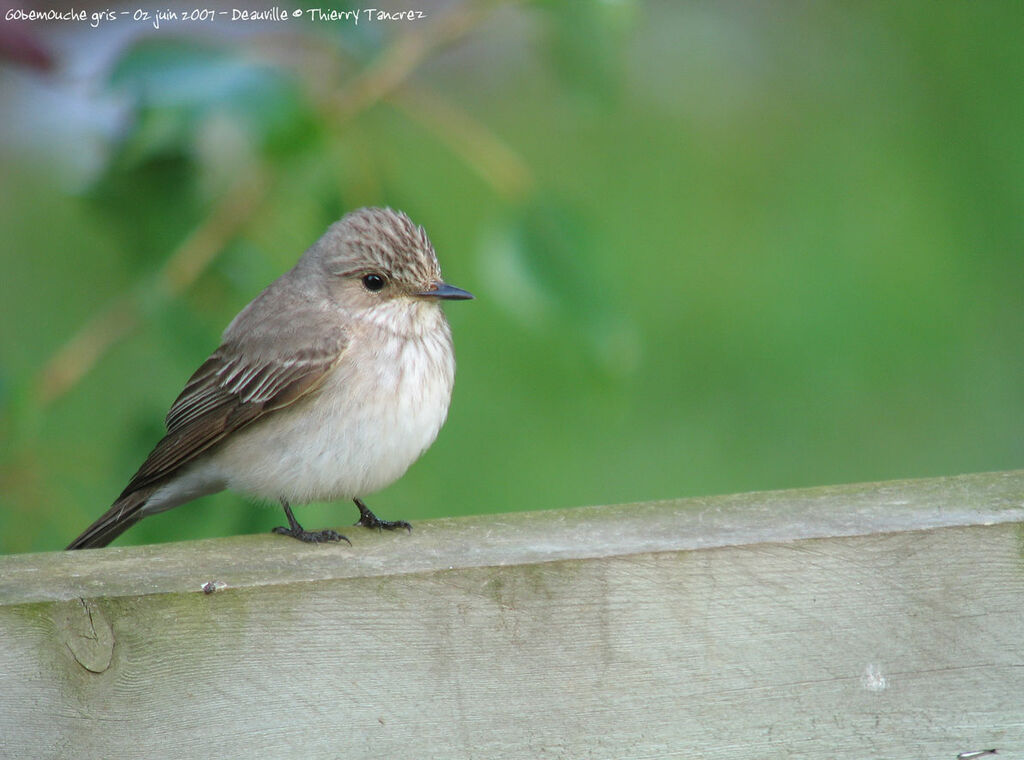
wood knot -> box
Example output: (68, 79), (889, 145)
(56, 598), (114, 673)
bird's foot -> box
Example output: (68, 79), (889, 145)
(274, 499), (350, 544)
(354, 498), (412, 533)
(272, 525), (351, 544)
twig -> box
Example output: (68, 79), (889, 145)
(35, 297), (140, 405)
(37, 2), (505, 407)
(35, 168), (271, 405)
(387, 85), (533, 201)
(158, 168), (271, 296)
(35, 2), (497, 408)
(329, 2), (492, 124)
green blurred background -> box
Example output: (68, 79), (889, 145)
(1, 1), (1021, 554)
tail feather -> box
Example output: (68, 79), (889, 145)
(66, 487), (158, 550)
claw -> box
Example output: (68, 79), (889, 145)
(354, 498), (413, 533)
(272, 525), (350, 545)
(273, 500), (350, 545)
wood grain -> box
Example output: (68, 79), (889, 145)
(1, 470), (1023, 759)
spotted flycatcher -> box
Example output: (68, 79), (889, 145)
(67, 207), (472, 549)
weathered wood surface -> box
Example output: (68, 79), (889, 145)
(1, 471), (1023, 759)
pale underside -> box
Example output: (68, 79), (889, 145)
(138, 297), (456, 515)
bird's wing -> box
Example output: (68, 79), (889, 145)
(120, 327), (348, 496)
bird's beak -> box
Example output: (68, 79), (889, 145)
(416, 281), (474, 300)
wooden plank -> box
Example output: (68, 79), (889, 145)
(1, 470), (1023, 759)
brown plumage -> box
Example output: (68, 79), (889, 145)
(67, 207), (471, 550)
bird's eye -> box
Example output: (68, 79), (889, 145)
(361, 273), (386, 292)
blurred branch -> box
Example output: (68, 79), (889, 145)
(320, 2), (533, 199)
(158, 169), (271, 295)
(328, 1), (493, 124)
(35, 168), (271, 405)
(35, 296), (140, 406)
(35, 2), (501, 408)
(387, 85), (534, 201)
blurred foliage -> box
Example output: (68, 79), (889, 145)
(1, 0), (1022, 554)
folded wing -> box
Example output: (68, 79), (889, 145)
(121, 331), (347, 497)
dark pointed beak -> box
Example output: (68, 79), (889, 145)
(417, 281), (474, 300)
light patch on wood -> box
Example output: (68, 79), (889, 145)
(861, 663), (888, 692)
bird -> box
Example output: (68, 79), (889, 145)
(67, 207), (472, 550)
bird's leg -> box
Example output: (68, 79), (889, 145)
(273, 499), (350, 544)
(353, 498), (412, 533)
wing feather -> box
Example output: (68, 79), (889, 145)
(120, 330), (347, 497)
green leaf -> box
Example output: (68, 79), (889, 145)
(108, 39), (318, 159)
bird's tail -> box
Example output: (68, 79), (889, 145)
(66, 487), (159, 550)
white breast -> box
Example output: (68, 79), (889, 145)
(210, 305), (456, 504)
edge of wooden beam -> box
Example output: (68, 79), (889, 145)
(2, 469), (1022, 606)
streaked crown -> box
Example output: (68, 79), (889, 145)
(312, 207), (442, 287)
